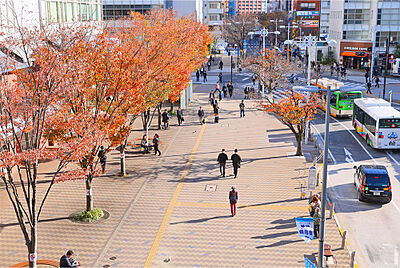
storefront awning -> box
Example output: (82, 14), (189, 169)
(342, 51), (368, 57)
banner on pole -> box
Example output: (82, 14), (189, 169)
(295, 217), (314, 243)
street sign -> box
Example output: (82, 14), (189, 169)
(389, 89), (393, 95)
(295, 217), (314, 243)
(391, 55), (394, 63)
(308, 166), (316, 190)
(305, 257), (317, 268)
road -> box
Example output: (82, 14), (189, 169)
(312, 112), (400, 268)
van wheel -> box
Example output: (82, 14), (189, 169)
(358, 191), (363, 202)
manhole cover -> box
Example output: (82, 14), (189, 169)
(205, 184), (217, 192)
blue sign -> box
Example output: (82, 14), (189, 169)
(295, 217), (314, 243)
(388, 132), (398, 139)
(243, 39), (247, 50)
(297, 11), (319, 16)
(389, 89), (393, 95)
(305, 257), (317, 268)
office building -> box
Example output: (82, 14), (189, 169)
(292, 0), (320, 37)
(329, 0), (400, 70)
(203, 0), (224, 29)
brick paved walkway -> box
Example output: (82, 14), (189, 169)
(0, 90), (350, 267)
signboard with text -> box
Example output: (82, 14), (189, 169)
(297, 11), (319, 16)
(295, 217), (314, 243)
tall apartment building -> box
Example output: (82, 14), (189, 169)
(203, 0), (224, 31)
(329, 0), (400, 70)
(236, 0), (263, 14)
(319, 0), (330, 37)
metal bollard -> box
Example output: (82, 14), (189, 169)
(329, 202), (335, 219)
(350, 251), (356, 268)
(341, 230), (347, 249)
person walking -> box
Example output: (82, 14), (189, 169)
(365, 71), (369, 83)
(162, 109), (170, 129)
(218, 88), (222, 101)
(177, 107), (184, 126)
(217, 149), (228, 177)
(330, 64), (334, 76)
(203, 70), (207, 82)
(211, 97), (218, 110)
(196, 70), (200, 82)
(239, 100), (245, 117)
(219, 60), (223, 70)
(313, 207), (321, 238)
(141, 134), (150, 154)
(227, 81), (233, 97)
(229, 186), (238, 217)
(209, 90), (215, 104)
(252, 74), (256, 85)
(375, 76), (380, 88)
(222, 83), (227, 98)
(231, 149), (241, 178)
(198, 106), (205, 124)
(153, 134), (161, 156)
(98, 146), (107, 173)
(244, 85), (249, 99)
(207, 60), (211, 71)
(214, 104), (219, 123)
(366, 81), (372, 94)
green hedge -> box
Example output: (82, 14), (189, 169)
(74, 208), (104, 222)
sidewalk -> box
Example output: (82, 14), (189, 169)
(0, 90), (351, 267)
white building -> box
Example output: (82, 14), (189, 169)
(319, 0), (330, 38)
(0, 0), (102, 31)
(203, 0), (224, 29)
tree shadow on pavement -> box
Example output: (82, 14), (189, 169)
(169, 214), (232, 225)
(266, 223), (296, 230)
(238, 198), (300, 209)
(255, 239), (303, 248)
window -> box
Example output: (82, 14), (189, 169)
(300, 3), (316, 11)
(364, 113), (377, 134)
(344, 9), (370, 25)
(343, 30), (369, 41)
(354, 104), (365, 124)
(209, 15), (219, 21)
(330, 95), (337, 106)
(209, 3), (219, 8)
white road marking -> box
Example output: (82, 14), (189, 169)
(331, 117), (377, 164)
(387, 151), (400, 166)
(344, 147), (355, 163)
(310, 122), (337, 165)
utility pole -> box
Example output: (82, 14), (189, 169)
(383, 32), (391, 100)
(317, 86), (331, 268)
(230, 47), (233, 83)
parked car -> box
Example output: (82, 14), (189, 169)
(353, 165), (392, 204)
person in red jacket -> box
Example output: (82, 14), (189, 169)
(229, 186), (238, 217)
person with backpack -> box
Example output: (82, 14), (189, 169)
(98, 146), (107, 174)
(217, 149), (228, 177)
(239, 100), (245, 117)
(198, 106), (205, 124)
(227, 81), (234, 97)
(153, 134), (161, 156)
(229, 186), (238, 217)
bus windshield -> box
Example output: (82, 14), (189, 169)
(339, 92), (362, 101)
(379, 118), (400, 128)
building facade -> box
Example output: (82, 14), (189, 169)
(329, 0), (400, 70)
(203, 0), (224, 29)
(292, 0), (320, 37)
(236, 0), (263, 14)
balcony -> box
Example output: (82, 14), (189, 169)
(207, 8), (224, 14)
(208, 20), (223, 26)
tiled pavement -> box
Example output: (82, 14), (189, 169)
(0, 89), (351, 267)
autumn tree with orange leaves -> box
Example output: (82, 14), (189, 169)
(0, 23), (97, 267)
(260, 90), (318, 155)
(245, 49), (298, 99)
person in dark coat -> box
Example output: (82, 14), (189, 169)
(203, 70), (207, 82)
(227, 81), (233, 97)
(198, 106), (205, 124)
(366, 81), (372, 94)
(219, 72), (223, 83)
(222, 83), (227, 98)
(217, 149), (228, 177)
(229, 186), (238, 217)
(365, 71), (369, 83)
(231, 149), (241, 178)
(375, 76), (380, 88)
(196, 70), (200, 82)
(177, 107), (184, 126)
(153, 134), (161, 156)
(97, 146), (107, 173)
(162, 109), (169, 129)
(219, 60), (223, 70)
(239, 100), (245, 117)
(209, 90), (215, 104)
(60, 250), (79, 267)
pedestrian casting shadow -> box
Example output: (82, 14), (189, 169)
(170, 215), (232, 225)
(238, 198), (300, 209)
(251, 231), (298, 240)
(328, 182), (383, 213)
(256, 239), (303, 248)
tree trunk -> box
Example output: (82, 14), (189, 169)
(295, 133), (303, 156)
(170, 102), (173, 112)
(157, 104), (161, 130)
(120, 144), (126, 176)
(86, 175), (93, 211)
(29, 171), (38, 268)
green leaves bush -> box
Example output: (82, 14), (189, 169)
(74, 208), (104, 222)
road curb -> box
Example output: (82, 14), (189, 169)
(326, 196), (359, 268)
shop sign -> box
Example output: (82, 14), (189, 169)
(297, 11), (319, 16)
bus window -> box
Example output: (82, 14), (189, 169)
(339, 92), (362, 101)
(365, 113), (377, 134)
(379, 119), (400, 128)
(330, 94), (337, 106)
(354, 104), (365, 124)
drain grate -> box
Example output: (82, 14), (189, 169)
(205, 184), (217, 192)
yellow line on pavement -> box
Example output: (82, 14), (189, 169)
(144, 107), (211, 267)
(175, 201), (308, 212)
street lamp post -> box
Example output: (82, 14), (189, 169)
(317, 85), (331, 268)
(304, 35), (317, 86)
(270, 19), (283, 47)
